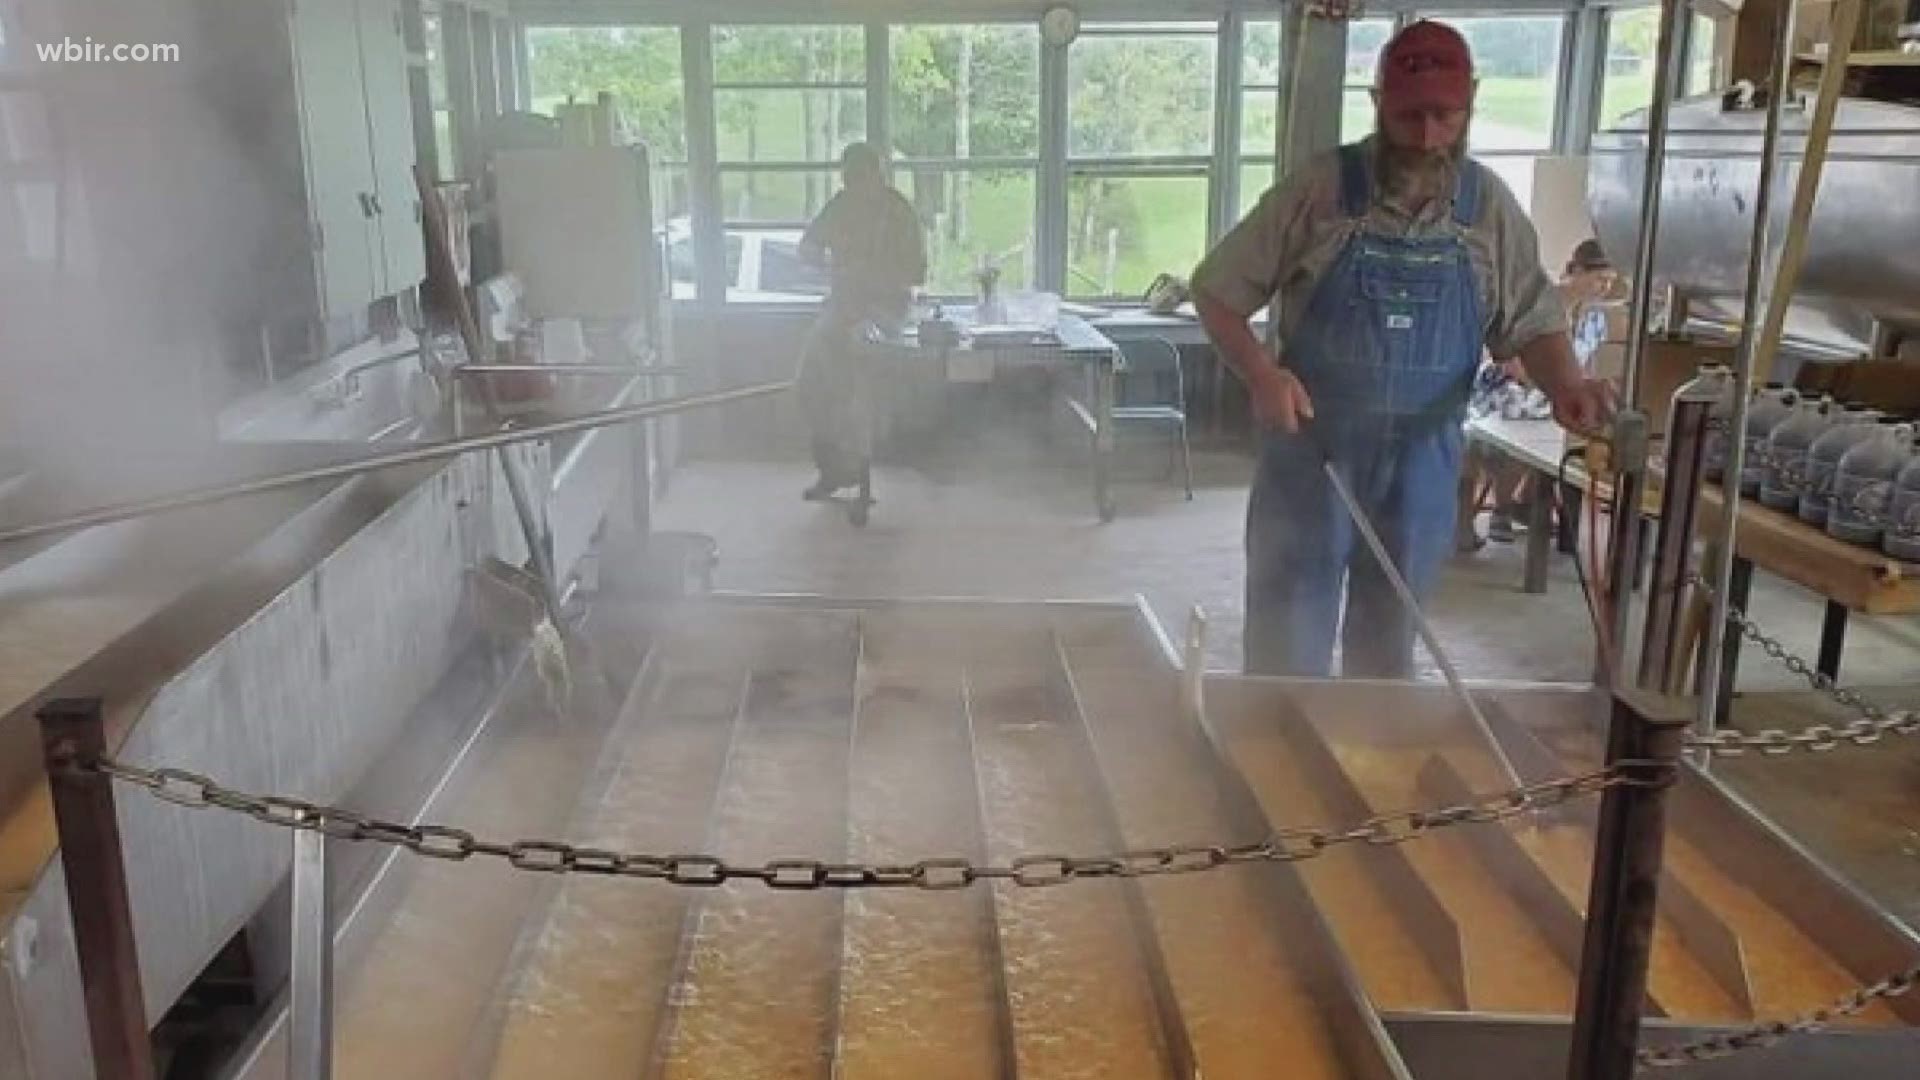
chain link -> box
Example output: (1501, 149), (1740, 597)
(90, 749), (1920, 1071)
(1637, 962), (1920, 1070)
(93, 756), (1660, 891)
(1682, 573), (1920, 755)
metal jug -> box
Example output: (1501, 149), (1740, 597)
(1882, 439), (1920, 562)
(1830, 421), (1914, 546)
(1799, 405), (1882, 527)
(1759, 394), (1833, 512)
(1739, 384), (1799, 496)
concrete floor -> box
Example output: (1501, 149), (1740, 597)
(652, 434), (1920, 690)
(651, 422), (1920, 932)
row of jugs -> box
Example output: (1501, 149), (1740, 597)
(1700, 373), (1920, 559)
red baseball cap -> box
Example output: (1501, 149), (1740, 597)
(1377, 20), (1475, 112)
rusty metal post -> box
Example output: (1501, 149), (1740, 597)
(1639, 367), (1729, 692)
(1567, 689), (1689, 1080)
(36, 698), (155, 1080)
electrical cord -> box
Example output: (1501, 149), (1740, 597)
(1559, 443), (1619, 678)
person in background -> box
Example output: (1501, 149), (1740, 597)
(1457, 353), (1539, 550)
(1455, 238), (1623, 550)
(795, 143), (928, 502)
(1561, 239), (1620, 372)
(1191, 20), (1614, 678)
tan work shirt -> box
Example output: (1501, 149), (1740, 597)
(802, 185), (927, 313)
(1192, 137), (1568, 360)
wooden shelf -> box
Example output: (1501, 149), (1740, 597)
(1695, 489), (1920, 614)
(1469, 415), (1920, 616)
(1797, 48), (1920, 68)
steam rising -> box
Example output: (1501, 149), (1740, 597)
(1, 0), (300, 521)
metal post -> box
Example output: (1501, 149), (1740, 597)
(1567, 688), (1689, 1080)
(1696, 0), (1800, 738)
(1601, 411), (1650, 681)
(36, 698), (155, 1080)
(1817, 600), (1849, 679)
(1603, 0), (1691, 672)
(289, 830), (333, 1080)
(1182, 605), (1208, 723)
(1615, 0), (1688, 413)
(1092, 352), (1117, 522)
(1639, 371), (1723, 691)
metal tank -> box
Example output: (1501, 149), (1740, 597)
(1589, 94), (1920, 360)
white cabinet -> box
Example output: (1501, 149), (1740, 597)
(289, 0), (422, 319)
(291, 0), (382, 319)
(356, 0), (426, 296)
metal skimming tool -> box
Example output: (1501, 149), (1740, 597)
(1319, 455), (1527, 793)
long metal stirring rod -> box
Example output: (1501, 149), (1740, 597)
(1321, 459), (1526, 792)
(0, 381), (791, 547)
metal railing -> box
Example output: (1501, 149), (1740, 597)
(0, 381), (791, 548)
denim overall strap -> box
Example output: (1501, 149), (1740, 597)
(1243, 147), (1488, 678)
(1338, 142), (1372, 218)
(1283, 150), (1486, 421)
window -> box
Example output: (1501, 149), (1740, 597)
(423, 6), (457, 182)
(1685, 12), (1719, 96)
(527, 27), (686, 159)
(525, 25), (689, 223)
(710, 24), (864, 300)
(1430, 15), (1566, 209)
(1440, 17), (1562, 152)
(891, 24), (1041, 294)
(1599, 9), (1720, 124)
(712, 25), (863, 223)
(1598, 7), (1657, 132)
(1066, 21), (1217, 300)
(1239, 19), (1283, 215)
(526, 25), (691, 293)
(1340, 18), (1397, 142)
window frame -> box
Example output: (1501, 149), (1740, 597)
(1062, 18), (1222, 301)
(1237, 16), (1284, 217)
(515, 6), (1618, 309)
(1404, 11), (1573, 212)
(709, 21), (871, 281)
(888, 22), (1044, 298)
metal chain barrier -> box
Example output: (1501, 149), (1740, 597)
(91, 756), (1662, 889)
(1682, 572), (1920, 755)
(1637, 961), (1920, 1070)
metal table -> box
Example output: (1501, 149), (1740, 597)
(876, 309), (1124, 522)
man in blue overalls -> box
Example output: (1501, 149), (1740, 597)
(1193, 20), (1613, 678)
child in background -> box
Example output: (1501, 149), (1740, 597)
(1456, 240), (1619, 551)
(1562, 239), (1620, 372)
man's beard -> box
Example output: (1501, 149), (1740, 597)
(1375, 120), (1469, 205)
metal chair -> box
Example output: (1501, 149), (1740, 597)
(1112, 336), (1194, 499)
